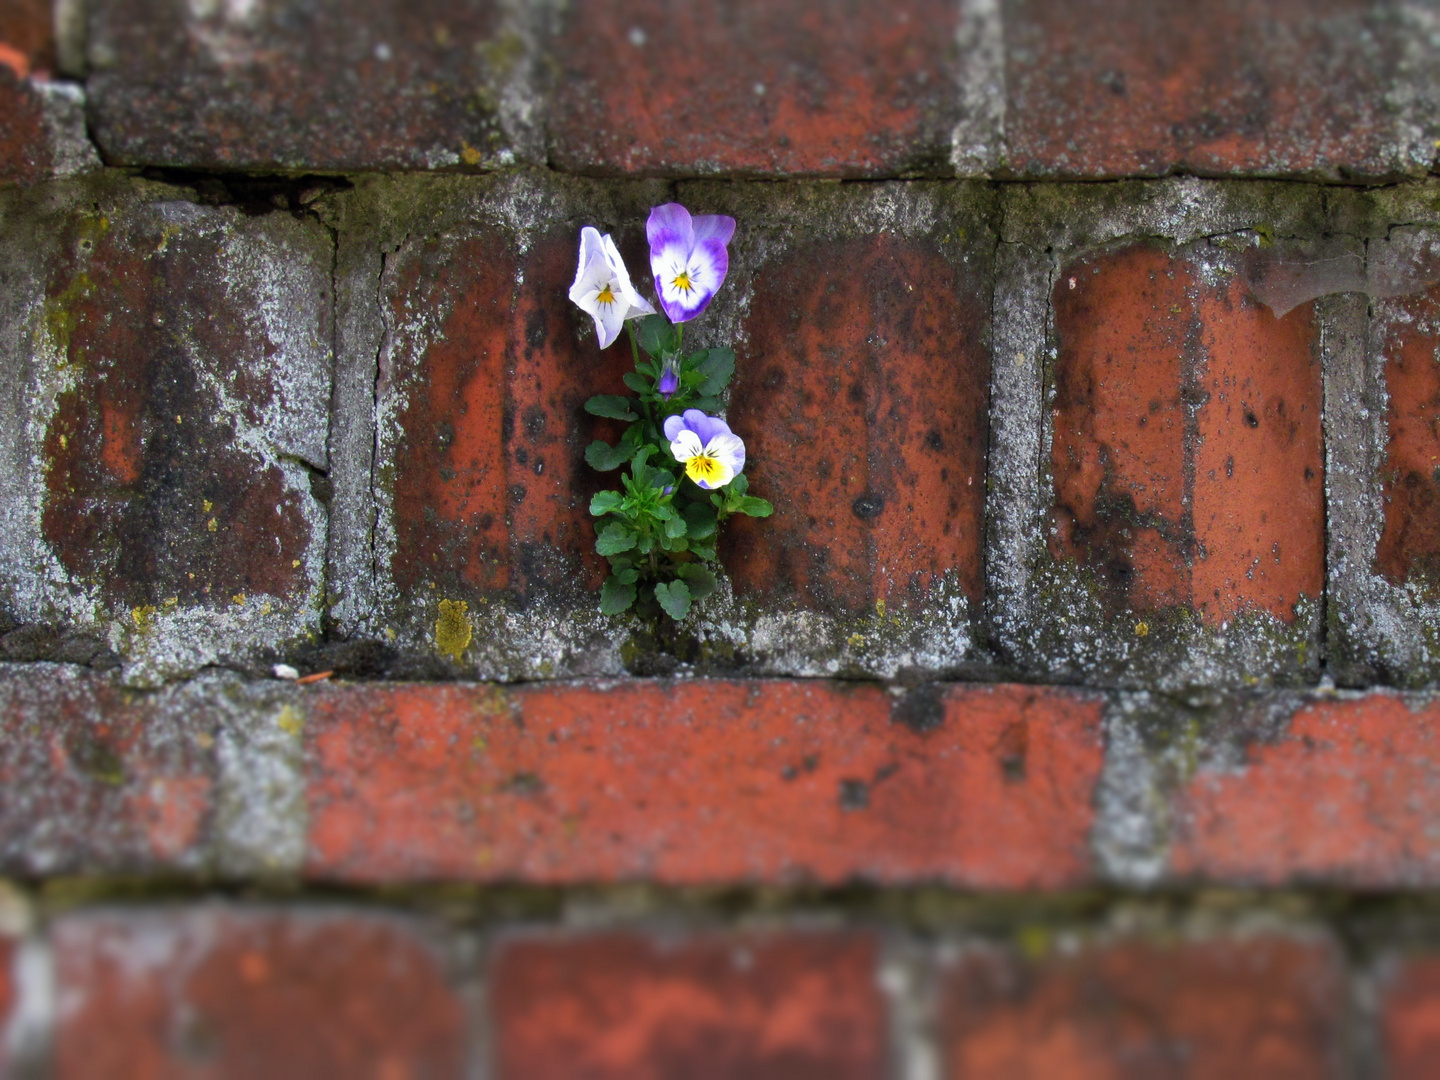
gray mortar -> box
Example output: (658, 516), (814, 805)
(32, 82), (102, 181)
(0, 176), (332, 687)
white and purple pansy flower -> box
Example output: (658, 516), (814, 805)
(665, 409), (746, 490)
(568, 226), (656, 349)
(647, 203), (735, 324)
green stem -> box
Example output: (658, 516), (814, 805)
(628, 322), (640, 367)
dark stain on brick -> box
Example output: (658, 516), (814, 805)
(838, 778), (869, 811)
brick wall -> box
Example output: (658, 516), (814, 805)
(5, 0), (1440, 1074)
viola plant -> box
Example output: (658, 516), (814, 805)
(570, 203), (772, 622)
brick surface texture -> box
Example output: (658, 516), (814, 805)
(7, 2), (1440, 1075)
(492, 932), (886, 1080)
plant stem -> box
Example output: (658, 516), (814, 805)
(628, 322), (640, 367)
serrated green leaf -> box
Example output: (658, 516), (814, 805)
(595, 522), (637, 556)
(654, 579), (692, 620)
(615, 566), (639, 584)
(584, 395), (639, 421)
(738, 496), (774, 518)
(585, 439), (631, 471)
(689, 541), (717, 561)
(600, 576), (637, 615)
(727, 473), (749, 496)
(589, 490), (624, 516)
(676, 562), (718, 600)
(665, 515), (689, 539)
(695, 348), (735, 395)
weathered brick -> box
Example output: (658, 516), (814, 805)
(941, 936), (1347, 1078)
(725, 233), (989, 614)
(384, 226), (629, 602)
(0, 178), (330, 681)
(1169, 695), (1440, 886)
(0, 933), (14, 1070)
(1051, 243), (1323, 626)
(54, 907), (465, 1079)
(0, 0), (52, 74)
(492, 931), (884, 1080)
(0, 0), (96, 189)
(304, 680), (1104, 887)
(548, 0), (959, 177)
(1375, 283), (1440, 589)
(87, 0), (535, 170)
(1003, 0), (1415, 179)
(0, 665), (215, 874)
(1382, 955), (1440, 1079)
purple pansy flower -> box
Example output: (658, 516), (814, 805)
(647, 203), (735, 324)
(664, 409), (745, 490)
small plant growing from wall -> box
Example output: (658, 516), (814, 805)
(569, 204), (772, 622)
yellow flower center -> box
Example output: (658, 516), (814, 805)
(685, 453), (722, 485)
(672, 271), (693, 293)
(596, 283), (617, 305)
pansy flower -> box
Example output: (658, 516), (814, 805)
(665, 409), (745, 490)
(568, 226), (656, 348)
(647, 203), (735, 323)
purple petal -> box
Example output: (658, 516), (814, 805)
(647, 204), (694, 252)
(658, 367), (679, 397)
(663, 414), (685, 442)
(691, 214), (735, 246)
(658, 287), (711, 324)
(683, 409), (731, 446)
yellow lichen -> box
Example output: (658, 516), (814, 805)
(231, 593), (246, 606)
(1135, 621), (1149, 637)
(435, 598), (473, 662)
(206, 518), (217, 532)
(130, 605), (158, 632)
(276, 706), (304, 737)
(460, 142), (483, 166)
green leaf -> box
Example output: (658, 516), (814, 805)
(738, 496), (774, 518)
(695, 348), (735, 395)
(586, 439), (632, 472)
(665, 515), (689, 539)
(689, 396), (725, 413)
(584, 395), (639, 421)
(654, 579), (692, 621)
(683, 502), (718, 539)
(615, 566), (639, 584)
(676, 562), (718, 600)
(589, 490), (624, 516)
(595, 522), (637, 556)
(637, 314), (679, 358)
(623, 371), (651, 394)
(727, 473), (749, 496)
(600, 576), (637, 615)
(690, 541), (717, 561)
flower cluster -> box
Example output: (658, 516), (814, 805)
(570, 203), (771, 621)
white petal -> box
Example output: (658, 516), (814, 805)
(704, 432), (745, 485)
(594, 294), (626, 348)
(568, 255), (613, 313)
(669, 429), (705, 463)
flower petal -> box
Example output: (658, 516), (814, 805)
(594, 295), (626, 349)
(663, 414), (686, 443)
(646, 203), (694, 253)
(704, 432), (746, 480)
(669, 428), (705, 463)
(683, 409), (731, 446)
(691, 214), (736, 246)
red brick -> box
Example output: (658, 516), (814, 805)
(54, 908), (465, 1079)
(304, 680), (1104, 887)
(492, 932), (884, 1080)
(1170, 695), (1440, 885)
(0, 934), (13, 1071)
(1004, 0), (1405, 179)
(724, 234), (989, 613)
(32, 197), (328, 625)
(1382, 956), (1440, 1079)
(87, 0), (524, 170)
(384, 226), (633, 601)
(1050, 244), (1323, 624)
(942, 937), (1347, 1079)
(0, 668), (214, 873)
(549, 0), (959, 177)
(1375, 284), (1440, 589)
(0, 0), (52, 75)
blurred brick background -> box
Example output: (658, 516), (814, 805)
(5, 0), (1440, 1075)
